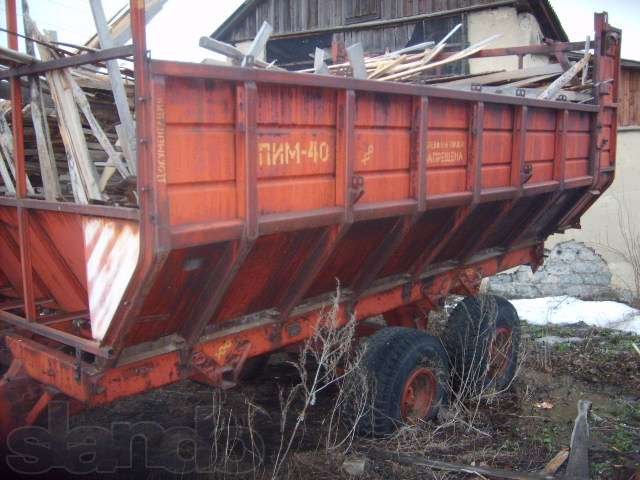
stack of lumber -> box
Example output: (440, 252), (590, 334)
(199, 21), (598, 105)
(0, 0), (138, 206)
(298, 24), (596, 104)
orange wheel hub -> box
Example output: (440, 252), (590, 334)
(401, 367), (437, 421)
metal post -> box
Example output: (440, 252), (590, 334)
(6, 0), (35, 320)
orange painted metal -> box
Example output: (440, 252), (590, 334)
(4, 245), (538, 408)
(0, 6), (621, 435)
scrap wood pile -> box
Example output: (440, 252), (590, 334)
(0, 0), (139, 206)
(202, 21), (600, 105)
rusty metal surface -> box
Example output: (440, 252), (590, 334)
(0, 7), (621, 429)
(5, 246), (538, 408)
(104, 14), (617, 352)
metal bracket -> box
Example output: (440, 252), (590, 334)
(350, 175), (365, 204)
(74, 347), (82, 382)
(420, 274), (452, 310)
(190, 342), (252, 389)
(191, 351), (235, 389)
(401, 278), (413, 303)
(457, 268), (483, 296)
(521, 163), (533, 185)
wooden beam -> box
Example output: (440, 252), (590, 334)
(503, 73), (560, 87)
(581, 36), (591, 85)
(0, 107), (35, 195)
(0, 45), (37, 65)
(89, 0), (136, 175)
(313, 47), (329, 74)
(347, 43), (367, 79)
(199, 36), (244, 61)
(241, 21), (272, 67)
(65, 71), (130, 190)
(563, 400), (592, 480)
(198, 36), (276, 69)
(0, 149), (15, 195)
(84, 0), (168, 49)
(33, 28), (103, 203)
(538, 39), (591, 100)
(380, 34), (502, 82)
(441, 64), (563, 86)
(370, 450), (553, 480)
(22, 2), (60, 201)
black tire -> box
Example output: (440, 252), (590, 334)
(239, 355), (269, 381)
(351, 327), (450, 436)
(441, 295), (520, 395)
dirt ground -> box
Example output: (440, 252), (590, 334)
(1, 319), (639, 480)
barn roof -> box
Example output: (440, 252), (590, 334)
(211, 0), (568, 42)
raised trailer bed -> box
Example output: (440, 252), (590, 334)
(0, 3), (620, 438)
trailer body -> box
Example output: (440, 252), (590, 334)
(0, 6), (621, 433)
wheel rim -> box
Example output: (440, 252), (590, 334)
(401, 367), (437, 421)
(488, 327), (513, 380)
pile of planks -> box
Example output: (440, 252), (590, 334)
(301, 24), (597, 104)
(199, 21), (598, 105)
(299, 23), (504, 83)
(0, 0), (140, 206)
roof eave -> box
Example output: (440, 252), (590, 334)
(211, 0), (260, 41)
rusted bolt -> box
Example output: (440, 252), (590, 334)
(286, 323), (301, 338)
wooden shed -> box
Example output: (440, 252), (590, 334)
(619, 59), (640, 127)
(210, 0), (568, 71)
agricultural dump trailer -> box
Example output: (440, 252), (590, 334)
(0, 2), (620, 438)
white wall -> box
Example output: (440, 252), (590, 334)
(467, 7), (548, 73)
(549, 129), (640, 295)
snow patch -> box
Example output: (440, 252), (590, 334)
(511, 296), (640, 334)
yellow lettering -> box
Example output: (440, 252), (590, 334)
(258, 143), (271, 166)
(272, 142), (284, 165)
(307, 141), (316, 163)
(319, 142), (329, 163)
(286, 142), (300, 164)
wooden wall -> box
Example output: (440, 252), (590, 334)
(619, 67), (640, 127)
(221, 0), (498, 42)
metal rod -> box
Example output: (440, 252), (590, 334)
(0, 197), (140, 220)
(0, 310), (113, 358)
(0, 45), (134, 80)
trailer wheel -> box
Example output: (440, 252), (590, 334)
(441, 295), (520, 394)
(352, 327), (449, 436)
(239, 355), (269, 381)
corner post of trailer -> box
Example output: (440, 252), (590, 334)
(5, 0), (35, 320)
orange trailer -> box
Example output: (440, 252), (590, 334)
(0, 3), (621, 437)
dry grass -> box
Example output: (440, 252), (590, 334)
(271, 285), (371, 478)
